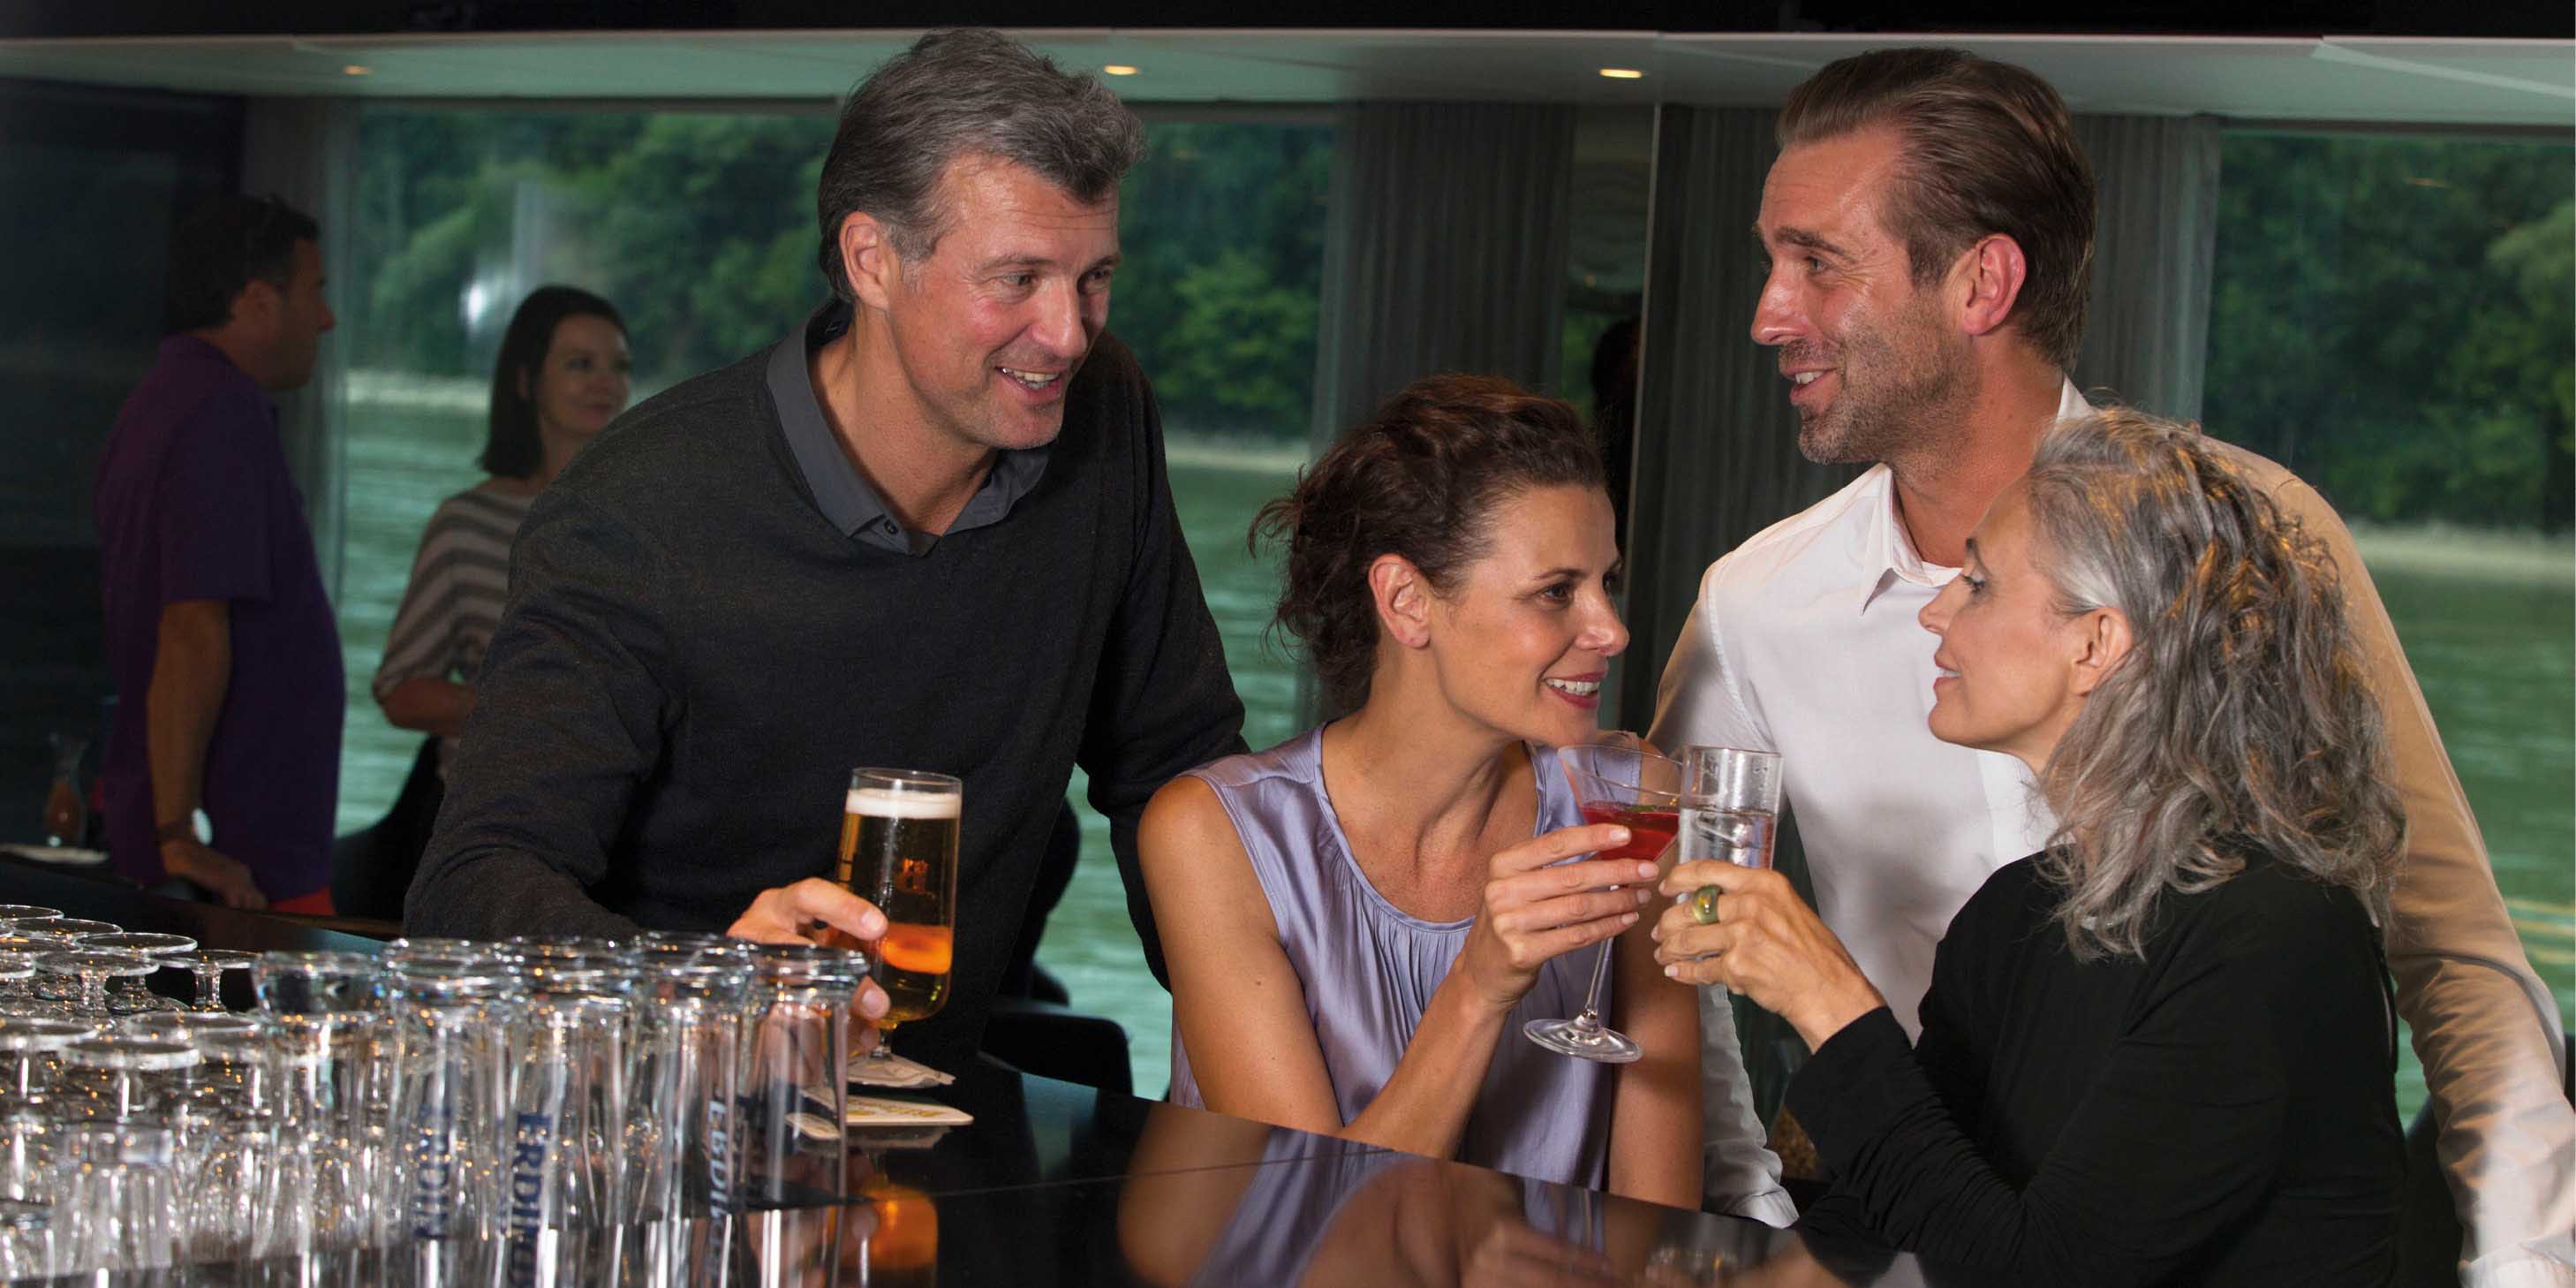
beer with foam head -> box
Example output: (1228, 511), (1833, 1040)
(836, 771), (961, 1036)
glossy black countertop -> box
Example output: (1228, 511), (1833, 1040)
(0, 858), (1931, 1287)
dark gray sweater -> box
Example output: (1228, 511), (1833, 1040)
(406, 312), (1246, 1068)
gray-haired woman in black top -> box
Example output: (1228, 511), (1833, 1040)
(1654, 408), (2405, 1285)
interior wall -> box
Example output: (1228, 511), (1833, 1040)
(0, 76), (242, 844)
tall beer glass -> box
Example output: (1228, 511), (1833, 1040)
(837, 769), (961, 1059)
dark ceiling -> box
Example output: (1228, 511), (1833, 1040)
(5, 0), (2568, 40)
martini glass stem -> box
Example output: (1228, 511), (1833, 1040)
(1573, 940), (1615, 1027)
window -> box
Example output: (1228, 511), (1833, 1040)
(2202, 130), (2574, 1118)
(334, 107), (1333, 1092)
(1046, 117), (1334, 1093)
(336, 106), (836, 836)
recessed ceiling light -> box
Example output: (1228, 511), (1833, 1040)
(1103, 64), (1139, 77)
(1598, 67), (1644, 80)
(343, 64), (372, 76)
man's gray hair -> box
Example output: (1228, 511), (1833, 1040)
(815, 28), (1144, 299)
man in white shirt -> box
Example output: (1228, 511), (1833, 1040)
(1651, 48), (2572, 1285)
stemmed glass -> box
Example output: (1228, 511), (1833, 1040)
(0, 956), (39, 1019)
(2, 933), (78, 1011)
(179, 950), (261, 1012)
(838, 768), (961, 1063)
(33, 951), (153, 1022)
(72, 934), (193, 1015)
(1522, 732), (1682, 1064)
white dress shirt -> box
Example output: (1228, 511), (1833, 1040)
(1652, 380), (2573, 1284)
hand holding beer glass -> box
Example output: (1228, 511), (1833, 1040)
(835, 769), (960, 1061)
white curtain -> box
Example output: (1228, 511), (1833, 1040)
(239, 96), (359, 597)
(1617, 105), (1861, 736)
(1309, 101), (1578, 450)
(2073, 115), (2224, 423)
(1300, 100), (1579, 721)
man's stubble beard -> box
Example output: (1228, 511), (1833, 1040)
(1794, 301), (1975, 470)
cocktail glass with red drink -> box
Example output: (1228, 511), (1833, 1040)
(1524, 732), (1682, 1064)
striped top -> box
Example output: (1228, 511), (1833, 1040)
(373, 483), (535, 771)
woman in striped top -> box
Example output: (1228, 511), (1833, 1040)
(374, 285), (631, 772)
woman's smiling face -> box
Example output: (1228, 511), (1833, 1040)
(1419, 483), (1628, 748)
(1917, 481), (2096, 772)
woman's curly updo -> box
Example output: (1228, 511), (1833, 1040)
(1254, 374), (1606, 714)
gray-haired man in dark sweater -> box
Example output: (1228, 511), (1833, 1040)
(406, 30), (1246, 1071)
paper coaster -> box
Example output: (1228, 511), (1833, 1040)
(848, 1049), (955, 1088)
(845, 1095), (973, 1128)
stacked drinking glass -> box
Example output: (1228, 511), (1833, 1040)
(0, 909), (873, 1283)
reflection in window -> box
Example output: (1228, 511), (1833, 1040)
(333, 109), (1338, 1092)
(1054, 119), (1335, 1092)
(2203, 131), (2574, 1118)
(336, 107), (835, 836)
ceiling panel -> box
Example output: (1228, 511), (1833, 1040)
(0, 28), (2565, 125)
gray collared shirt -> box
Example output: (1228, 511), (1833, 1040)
(766, 303), (1050, 556)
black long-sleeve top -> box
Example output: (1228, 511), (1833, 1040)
(405, 307), (1246, 1069)
(1790, 849), (2403, 1286)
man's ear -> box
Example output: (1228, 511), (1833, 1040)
(1955, 233), (2028, 341)
(230, 277), (283, 335)
(1368, 554), (1432, 650)
(2066, 606), (2134, 699)
(840, 212), (901, 312)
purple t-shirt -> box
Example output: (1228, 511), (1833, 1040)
(92, 337), (343, 900)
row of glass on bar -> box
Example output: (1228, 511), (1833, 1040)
(0, 904), (873, 1284)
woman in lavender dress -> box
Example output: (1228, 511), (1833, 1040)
(1141, 375), (1783, 1214)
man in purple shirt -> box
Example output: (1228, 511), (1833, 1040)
(92, 195), (343, 912)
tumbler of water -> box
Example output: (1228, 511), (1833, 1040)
(255, 950), (386, 1257)
(384, 958), (524, 1248)
(740, 943), (866, 1212)
(627, 943), (755, 1221)
(0, 1019), (86, 1110)
(624, 942), (757, 1284)
(54, 1035), (195, 1274)
(500, 954), (637, 1284)
(1681, 746), (1783, 871)
(0, 1198), (53, 1281)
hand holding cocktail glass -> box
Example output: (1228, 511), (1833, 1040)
(1454, 818), (1652, 1019)
(1522, 732), (1685, 1064)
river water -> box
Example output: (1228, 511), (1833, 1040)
(335, 399), (2572, 1114)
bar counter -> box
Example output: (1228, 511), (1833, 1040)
(0, 859), (1931, 1287)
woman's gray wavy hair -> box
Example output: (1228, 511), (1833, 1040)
(2023, 408), (2405, 960)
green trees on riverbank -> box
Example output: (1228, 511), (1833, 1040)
(353, 112), (2572, 530)
(2205, 134), (2573, 531)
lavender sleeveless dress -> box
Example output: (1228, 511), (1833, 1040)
(1167, 728), (1615, 1189)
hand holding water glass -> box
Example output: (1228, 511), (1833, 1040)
(1677, 746), (1782, 925)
